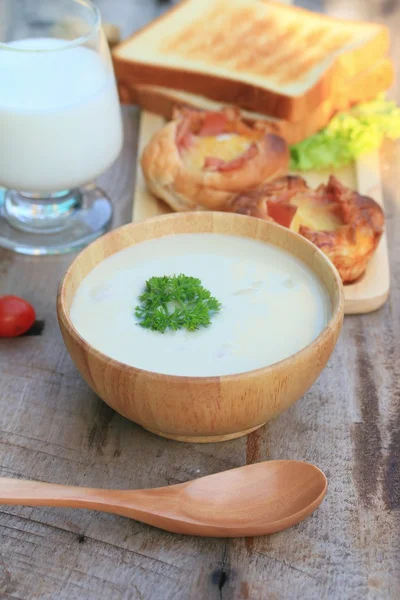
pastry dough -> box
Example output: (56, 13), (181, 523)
(141, 108), (289, 212)
(231, 175), (384, 283)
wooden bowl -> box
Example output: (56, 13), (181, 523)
(57, 212), (344, 443)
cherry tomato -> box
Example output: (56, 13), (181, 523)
(0, 296), (36, 338)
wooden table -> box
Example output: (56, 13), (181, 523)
(1, 1), (399, 598)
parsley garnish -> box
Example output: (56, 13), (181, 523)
(135, 274), (222, 333)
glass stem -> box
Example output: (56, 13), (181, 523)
(4, 189), (82, 234)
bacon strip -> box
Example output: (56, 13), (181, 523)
(219, 144), (258, 171)
(204, 144), (258, 172)
(203, 156), (226, 170)
(176, 119), (194, 153)
(267, 200), (297, 228)
(198, 112), (228, 137)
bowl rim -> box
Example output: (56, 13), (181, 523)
(57, 211), (345, 383)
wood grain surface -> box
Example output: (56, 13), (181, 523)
(0, 1), (399, 599)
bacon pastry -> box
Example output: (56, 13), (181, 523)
(141, 108), (289, 212)
(231, 175), (384, 283)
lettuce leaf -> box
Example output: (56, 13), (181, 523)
(289, 97), (400, 171)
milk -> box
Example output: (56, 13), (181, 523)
(0, 38), (122, 192)
(70, 233), (331, 377)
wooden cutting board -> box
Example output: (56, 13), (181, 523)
(132, 111), (390, 315)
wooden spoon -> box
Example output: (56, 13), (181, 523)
(0, 461), (327, 537)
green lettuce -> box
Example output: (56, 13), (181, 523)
(290, 96), (400, 171)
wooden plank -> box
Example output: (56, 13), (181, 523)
(0, 1), (399, 599)
(347, 152), (390, 313)
(133, 112), (389, 314)
(134, 112), (171, 221)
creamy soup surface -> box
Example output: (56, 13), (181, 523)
(70, 233), (331, 377)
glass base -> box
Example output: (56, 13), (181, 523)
(0, 185), (113, 255)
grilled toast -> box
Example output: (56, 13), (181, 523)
(113, 0), (390, 122)
(117, 58), (394, 144)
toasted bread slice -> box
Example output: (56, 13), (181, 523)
(113, 0), (390, 122)
(117, 58), (394, 144)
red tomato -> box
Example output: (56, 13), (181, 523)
(0, 296), (36, 338)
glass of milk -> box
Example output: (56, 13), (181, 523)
(0, 0), (123, 255)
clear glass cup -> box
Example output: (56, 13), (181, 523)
(0, 0), (123, 255)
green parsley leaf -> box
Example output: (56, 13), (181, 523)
(135, 274), (222, 334)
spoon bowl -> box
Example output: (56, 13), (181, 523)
(0, 460), (327, 537)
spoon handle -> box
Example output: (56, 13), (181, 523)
(0, 477), (122, 510)
(0, 477), (178, 527)
(0, 477), (186, 535)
